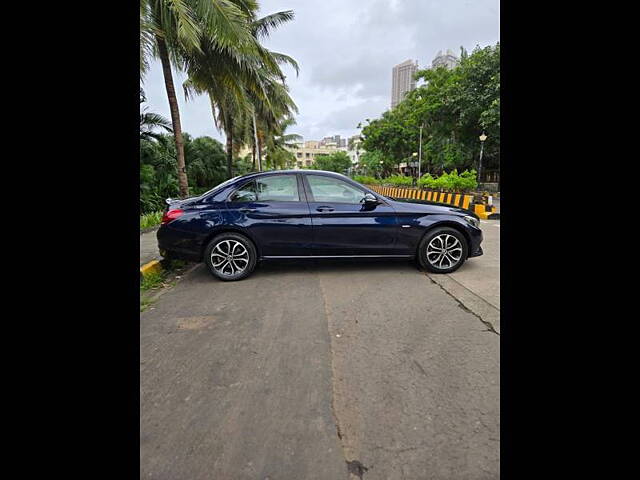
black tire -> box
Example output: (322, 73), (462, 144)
(417, 227), (468, 274)
(204, 232), (257, 281)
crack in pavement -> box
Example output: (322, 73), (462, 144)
(425, 273), (500, 336)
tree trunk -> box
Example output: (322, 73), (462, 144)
(156, 35), (189, 197)
(225, 119), (233, 179)
(252, 113), (261, 171)
(252, 142), (256, 170)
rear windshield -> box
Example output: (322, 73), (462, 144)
(197, 176), (242, 199)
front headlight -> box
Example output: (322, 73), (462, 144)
(463, 215), (480, 228)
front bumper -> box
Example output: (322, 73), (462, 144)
(466, 226), (483, 258)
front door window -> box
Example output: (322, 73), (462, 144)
(307, 175), (364, 204)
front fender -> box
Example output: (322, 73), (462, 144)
(396, 214), (478, 254)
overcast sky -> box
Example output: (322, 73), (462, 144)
(141, 0), (499, 143)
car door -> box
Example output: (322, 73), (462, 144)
(225, 174), (313, 256)
(302, 174), (399, 256)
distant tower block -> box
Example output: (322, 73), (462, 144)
(391, 59), (418, 108)
(432, 49), (459, 70)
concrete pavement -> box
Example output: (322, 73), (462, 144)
(141, 249), (500, 478)
(140, 227), (161, 267)
(427, 219), (500, 333)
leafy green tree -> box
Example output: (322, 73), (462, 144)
(183, 134), (227, 191)
(360, 43), (500, 178)
(312, 151), (352, 173)
(359, 150), (395, 177)
(140, 132), (230, 212)
(140, 135), (180, 213)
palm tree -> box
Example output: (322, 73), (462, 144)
(250, 75), (298, 171)
(140, 89), (173, 141)
(264, 116), (302, 169)
(140, 0), (255, 197)
(181, 6), (299, 178)
(140, 111), (173, 141)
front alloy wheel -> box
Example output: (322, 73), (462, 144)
(426, 234), (463, 269)
(418, 227), (468, 273)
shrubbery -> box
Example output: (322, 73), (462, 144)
(383, 175), (413, 186)
(140, 211), (163, 230)
(417, 169), (477, 192)
(353, 175), (379, 185)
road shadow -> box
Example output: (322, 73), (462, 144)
(184, 258), (483, 283)
(252, 258), (419, 278)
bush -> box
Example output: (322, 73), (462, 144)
(353, 175), (379, 185)
(417, 169), (478, 192)
(383, 174), (413, 186)
(417, 173), (435, 189)
(140, 211), (163, 230)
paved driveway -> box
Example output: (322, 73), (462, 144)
(140, 230), (500, 479)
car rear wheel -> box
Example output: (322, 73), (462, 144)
(417, 227), (468, 274)
(204, 233), (257, 281)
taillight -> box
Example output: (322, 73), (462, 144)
(161, 209), (184, 225)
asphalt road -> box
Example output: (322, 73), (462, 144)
(140, 225), (500, 479)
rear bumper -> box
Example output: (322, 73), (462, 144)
(157, 225), (203, 262)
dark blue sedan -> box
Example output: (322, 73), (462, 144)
(157, 170), (483, 281)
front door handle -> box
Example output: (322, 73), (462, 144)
(316, 206), (334, 212)
(239, 208), (257, 213)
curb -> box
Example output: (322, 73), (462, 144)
(140, 225), (160, 235)
(140, 259), (162, 280)
(473, 203), (499, 220)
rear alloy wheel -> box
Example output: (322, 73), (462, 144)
(418, 227), (468, 274)
(204, 233), (257, 281)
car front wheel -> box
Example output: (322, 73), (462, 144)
(204, 233), (257, 281)
(418, 227), (468, 273)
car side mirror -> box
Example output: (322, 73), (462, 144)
(361, 193), (379, 204)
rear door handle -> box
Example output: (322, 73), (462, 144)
(316, 206), (334, 212)
(239, 208), (257, 213)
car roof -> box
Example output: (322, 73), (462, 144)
(240, 169), (347, 177)
(227, 169), (353, 184)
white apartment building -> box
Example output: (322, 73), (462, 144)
(432, 49), (459, 69)
(391, 59), (418, 108)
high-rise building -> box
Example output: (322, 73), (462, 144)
(432, 49), (459, 70)
(319, 135), (344, 148)
(391, 59), (418, 108)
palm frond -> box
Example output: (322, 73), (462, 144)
(196, 0), (253, 50)
(267, 51), (299, 76)
(140, 111), (174, 137)
(252, 11), (295, 39)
